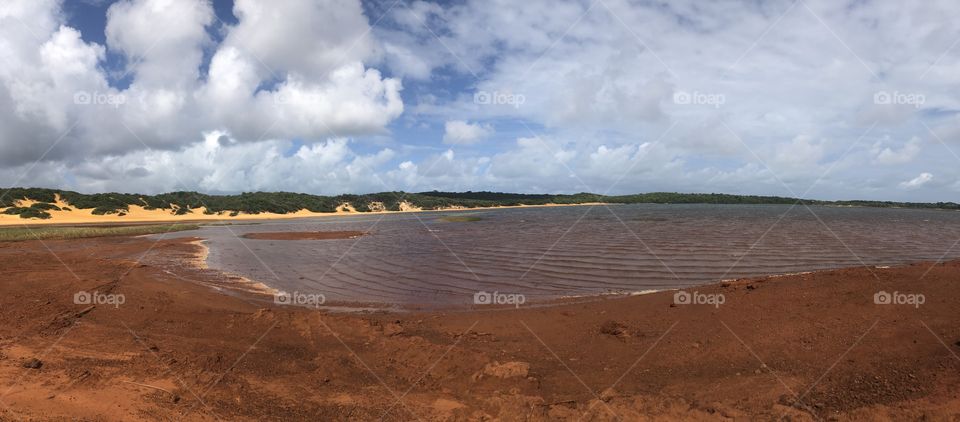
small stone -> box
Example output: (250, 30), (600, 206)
(22, 358), (42, 369)
(383, 321), (404, 336)
(481, 361), (530, 378)
(599, 321), (629, 339)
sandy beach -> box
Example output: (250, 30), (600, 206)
(0, 234), (957, 421)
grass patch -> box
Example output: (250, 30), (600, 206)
(438, 215), (483, 223)
(0, 224), (200, 242)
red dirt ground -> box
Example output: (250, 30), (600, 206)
(0, 236), (957, 421)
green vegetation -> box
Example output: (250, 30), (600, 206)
(2, 203), (55, 219)
(438, 215), (484, 223)
(29, 202), (61, 211)
(0, 224), (199, 242)
(0, 187), (957, 221)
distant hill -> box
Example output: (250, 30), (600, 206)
(0, 187), (957, 220)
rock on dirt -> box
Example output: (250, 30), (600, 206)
(383, 320), (404, 337)
(22, 358), (43, 369)
(479, 361), (530, 379)
(599, 320), (629, 339)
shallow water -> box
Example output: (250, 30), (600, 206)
(158, 204), (960, 306)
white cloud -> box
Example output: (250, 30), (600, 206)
(195, 0), (405, 142)
(0, 0), (403, 170)
(900, 172), (933, 189)
(443, 120), (493, 145)
(58, 132), (398, 195)
(225, 0), (375, 78)
(0, 2), (114, 165)
(105, 0), (214, 86)
(771, 135), (825, 179)
(873, 136), (922, 165)
(381, 0), (960, 199)
(0, 0), (959, 202)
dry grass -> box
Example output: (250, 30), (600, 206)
(0, 224), (199, 242)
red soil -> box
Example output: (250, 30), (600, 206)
(0, 236), (957, 420)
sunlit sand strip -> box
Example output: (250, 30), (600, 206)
(0, 198), (609, 226)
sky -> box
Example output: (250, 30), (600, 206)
(0, 0), (959, 201)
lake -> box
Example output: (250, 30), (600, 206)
(160, 204), (960, 307)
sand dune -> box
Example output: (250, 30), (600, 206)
(0, 197), (605, 226)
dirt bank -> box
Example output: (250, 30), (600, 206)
(0, 236), (957, 420)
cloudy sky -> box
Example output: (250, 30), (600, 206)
(1, 0), (958, 201)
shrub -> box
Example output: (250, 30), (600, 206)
(30, 202), (61, 211)
(18, 208), (51, 219)
(92, 206), (126, 215)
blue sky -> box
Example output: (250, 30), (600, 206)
(1, 0), (959, 200)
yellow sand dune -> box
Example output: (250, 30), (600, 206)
(0, 196), (606, 226)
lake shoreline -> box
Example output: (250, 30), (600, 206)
(1, 234), (957, 420)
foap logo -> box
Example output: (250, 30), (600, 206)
(673, 290), (725, 308)
(473, 291), (526, 308)
(474, 90), (526, 109)
(673, 90), (725, 108)
(873, 91), (925, 108)
(74, 290), (125, 308)
(74, 90), (126, 108)
(274, 291), (327, 308)
(874, 290), (924, 308)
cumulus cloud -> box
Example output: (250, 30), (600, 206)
(105, 0), (214, 86)
(900, 172), (934, 189)
(0, 0), (402, 169)
(377, 0), (960, 200)
(59, 132), (398, 195)
(443, 120), (493, 145)
(1, 0), (959, 202)
(225, 0), (375, 78)
(0, 3), (110, 165)
(872, 136), (922, 165)
(185, 0), (405, 142)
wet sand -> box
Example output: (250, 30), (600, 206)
(0, 235), (958, 420)
(242, 231), (367, 241)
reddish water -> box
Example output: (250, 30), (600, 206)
(163, 204), (960, 306)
